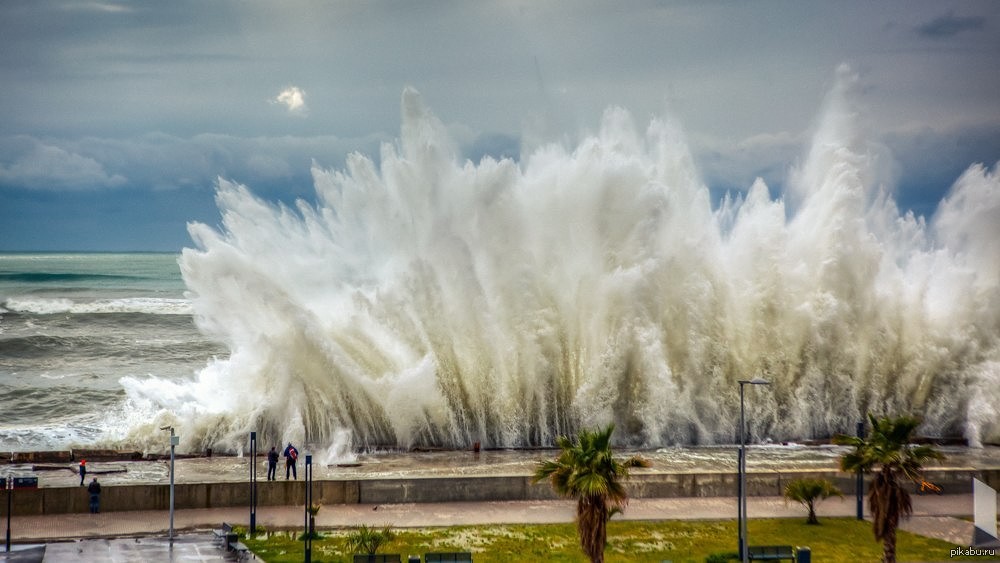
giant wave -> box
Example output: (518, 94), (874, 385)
(116, 68), (1000, 454)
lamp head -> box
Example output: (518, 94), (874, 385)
(738, 377), (771, 385)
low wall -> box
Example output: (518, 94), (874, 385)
(3, 468), (998, 516)
(4, 450), (145, 463)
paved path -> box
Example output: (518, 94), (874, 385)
(2, 534), (233, 563)
(1, 494), (978, 542)
(0, 494), (990, 562)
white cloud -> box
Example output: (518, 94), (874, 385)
(0, 132), (389, 194)
(272, 86), (307, 114)
(0, 139), (126, 190)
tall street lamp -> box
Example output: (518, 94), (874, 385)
(160, 426), (177, 543)
(738, 377), (770, 563)
(304, 453), (313, 563)
(249, 431), (257, 535)
(5, 476), (11, 552)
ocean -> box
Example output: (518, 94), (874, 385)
(0, 252), (226, 451)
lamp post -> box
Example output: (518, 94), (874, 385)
(738, 377), (770, 563)
(304, 453), (313, 563)
(5, 477), (11, 552)
(160, 426), (177, 543)
(250, 431), (257, 535)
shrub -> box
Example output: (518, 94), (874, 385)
(346, 524), (396, 555)
(783, 477), (843, 525)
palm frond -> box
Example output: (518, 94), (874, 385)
(842, 413), (944, 562)
(534, 423), (643, 562)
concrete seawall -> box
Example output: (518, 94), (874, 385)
(4, 467), (998, 516)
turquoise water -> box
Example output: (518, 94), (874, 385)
(0, 253), (187, 299)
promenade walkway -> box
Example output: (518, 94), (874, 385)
(0, 494), (981, 556)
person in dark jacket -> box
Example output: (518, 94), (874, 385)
(283, 443), (298, 480)
(267, 447), (279, 481)
(87, 477), (101, 513)
(79, 459), (87, 486)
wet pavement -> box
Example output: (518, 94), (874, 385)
(0, 534), (238, 563)
(0, 494), (992, 561)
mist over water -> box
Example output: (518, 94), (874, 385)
(118, 69), (1000, 453)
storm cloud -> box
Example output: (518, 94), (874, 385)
(1, 1), (998, 250)
(916, 10), (987, 38)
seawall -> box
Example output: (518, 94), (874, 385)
(3, 468), (998, 516)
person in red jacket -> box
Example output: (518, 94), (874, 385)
(283, 443), (298, 480)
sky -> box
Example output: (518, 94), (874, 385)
(1, 1), (998, 251)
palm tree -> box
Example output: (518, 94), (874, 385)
(783, 477), (843, 524)
(834, 414), (944, 563)
(532, 424), (650, 563)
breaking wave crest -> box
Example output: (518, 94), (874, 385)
(3, 297), (192, 315)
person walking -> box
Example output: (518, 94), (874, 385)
(79, 459), (86, 486)
(283, 442), (298, 480)
(267, 446), (279, 481)
(87, 477), (101, 513)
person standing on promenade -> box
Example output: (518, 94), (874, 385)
(79, 459), (86, 486)
(267, 446), (279, 481)
(283, 442), (298, 480)
(87, 477), (101, 513)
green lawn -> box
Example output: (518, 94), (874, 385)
(242, 518), (995, 562)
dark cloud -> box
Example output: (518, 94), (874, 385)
(1, 1), (999, 250)
(916, 11), (986, 38)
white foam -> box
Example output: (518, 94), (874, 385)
(5, 297), (192, 315)
(121, 71), (1000, 451)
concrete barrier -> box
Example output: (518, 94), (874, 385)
(72, 449), (143, 461)
(11, 451), (73, 463)
(3, 467), (998, 516)
(2, 450), (146, 463)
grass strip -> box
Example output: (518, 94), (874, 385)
(242, 517), (995, 562)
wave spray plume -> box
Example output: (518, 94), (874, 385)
(118, 69), (1000, 453)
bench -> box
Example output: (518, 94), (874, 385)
(352, 555), (401, 563)
(229, 537), (251, 560)
(748, 545), (795, 561)
(425, 553), (473, 562)
(213, 523), (252, 560)
(212, 522), (233, 545)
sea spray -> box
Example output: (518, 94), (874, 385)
(117, 70), (1000, 452)
(321, 428), (359, 465)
